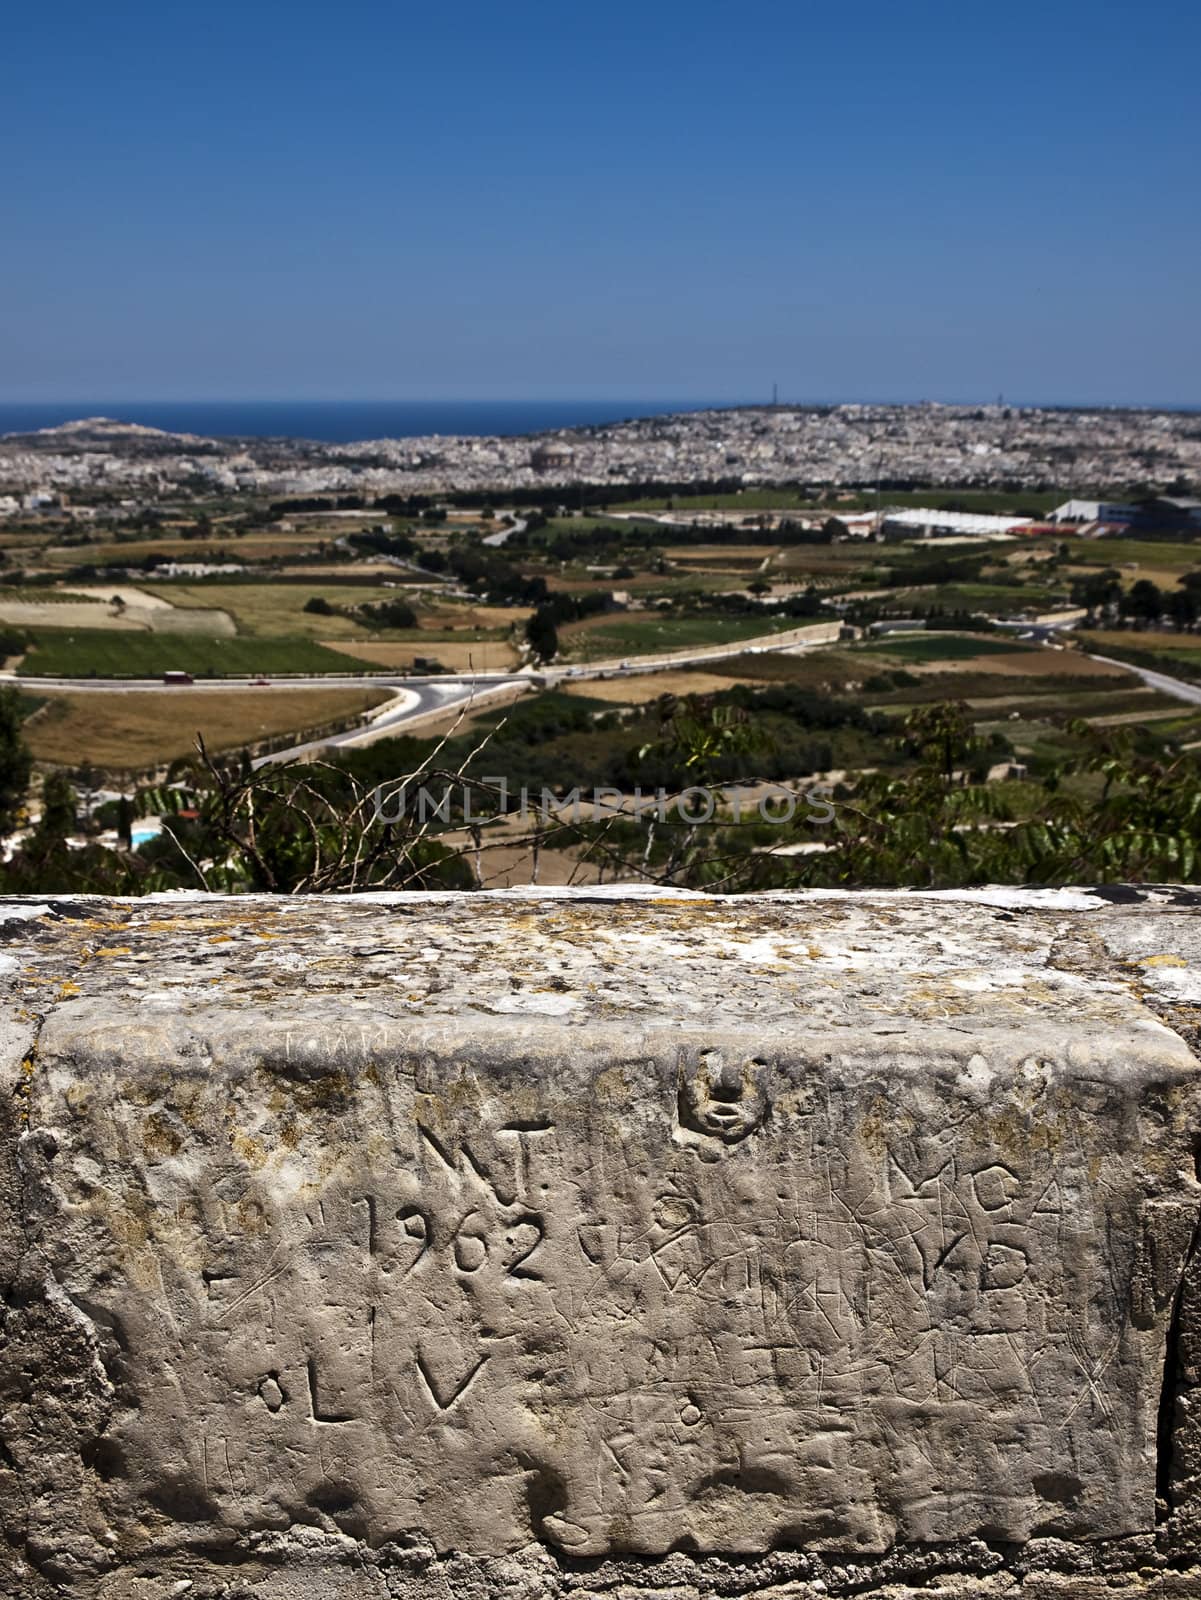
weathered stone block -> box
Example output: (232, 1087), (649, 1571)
(3, 889), (1201, 1598)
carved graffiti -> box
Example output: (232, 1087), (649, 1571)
(52, 1038), (1196, 1559)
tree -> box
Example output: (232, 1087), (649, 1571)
(37, 772), (77, 844)
(1120, 579), (1163, 625)
(1167, 589), (1198, 632)
(357, 599), (418, 630)
(525, 608), (559, 663)
(0, 688), (32, 836)
(117, 794), (134, 850)
(1071, 568), (1123, 617)
(899, 701), (977, 783)
(303, 596), (335, 616)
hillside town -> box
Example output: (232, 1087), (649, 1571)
(1, 402), (1197, 513)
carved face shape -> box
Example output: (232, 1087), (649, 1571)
(677, 1051), (768, 1145)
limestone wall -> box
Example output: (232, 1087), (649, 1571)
(3, 887), (1201, 1598)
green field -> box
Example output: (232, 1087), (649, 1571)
(607, 490), (820, 513)
(141, 582), (429, 639)
(610, 487), (1068, 516)
(863, 634), (1031, 661)
(559, 613), (808, 662)
(1061, 537), (1201, 570)
(887, 582), (1065, 611)
(16, 628), (379, 678)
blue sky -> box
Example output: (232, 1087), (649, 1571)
(3, 0), (1198, 404)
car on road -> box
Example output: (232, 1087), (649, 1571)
(250, 677), (271, 686)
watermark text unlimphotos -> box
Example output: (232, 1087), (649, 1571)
(371, 779), (835, 827)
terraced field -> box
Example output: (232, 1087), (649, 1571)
(15, 629), (376, 678)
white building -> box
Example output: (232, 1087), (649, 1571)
(1048, 499), (1141, 525)
(880, 508), (1031, 540)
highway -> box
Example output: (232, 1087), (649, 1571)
(43, 619), (1201, 771)
(6, 619), (1201, 770)
(253, 678), (528, 766)
(0, 620), (845, 771)
(1081, 653), (1201, 708)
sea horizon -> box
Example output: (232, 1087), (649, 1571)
(0, 396), (1197, 446)
(0, 398), (742, 445)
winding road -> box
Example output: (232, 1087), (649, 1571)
(8, 620), (1200, 769)
(1, 620), (845, 765)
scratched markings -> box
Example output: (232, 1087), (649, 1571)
(37, 1027), (1200, 1556)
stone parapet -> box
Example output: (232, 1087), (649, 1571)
(2, 886), (1201, 1597)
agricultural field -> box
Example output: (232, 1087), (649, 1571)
(23, 686), (391, 769)
(860, 634), (1034, 662)
(0, 587), (234, 635)
(1078, 632), (1201, 684)
(564, 669), (738, 704)
(1058, 538), (1201, 589)
(771, 545), (887, 578)
(320, 638), (520, 672)
(609, 487), (1066, 516)
(14, 628), (374, 678)
(557, 612), (806, 662)
(139, 582), (421, 639)
(663, 544), (779, 566)
(37, 531), (334, 568)
(885, 581), (1066, 612)
(609, 489), (822, 512)
(1087, 630), (1201, 653)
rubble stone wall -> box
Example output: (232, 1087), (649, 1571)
(4, 887), (1201, 1598)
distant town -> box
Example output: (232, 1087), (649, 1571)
(2, 402), (1199, 513)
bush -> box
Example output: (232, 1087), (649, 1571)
(356, 598), (418, 630)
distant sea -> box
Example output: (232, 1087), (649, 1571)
(0, 399), (735, 444)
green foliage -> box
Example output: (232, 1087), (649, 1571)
(355, 597), (418, 630)
(0, 689), (32, 834)
(526, 608), (559, 663)
(768, 719), (1201, 890)
(638, 695), (771, 784)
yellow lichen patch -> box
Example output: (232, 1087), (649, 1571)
(94, 946), (132, 958)
(1137, 954), (1188, 969)
(141, 1112), (183, 1158)
(58, 979), (81, 998)
(230, 1129), (268, 1169)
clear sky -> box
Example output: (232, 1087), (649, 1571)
(4, 0), (1198, 405)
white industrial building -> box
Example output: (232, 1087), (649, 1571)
(1048, 499), (1141, 525)
(880, 508), (1032, 540)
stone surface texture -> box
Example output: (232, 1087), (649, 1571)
(3, 886), (1201, 1599)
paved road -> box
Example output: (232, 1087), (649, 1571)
(0, 619), (845, 765)
(252, 678), (528, 767)
(481, 515), (527, 548)
(16, 618), (1197, 771)
(1082, 652), (1201, 707)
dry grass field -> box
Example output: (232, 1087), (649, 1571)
(1087, 630), (1201, 651)
(564, 669), (739, 704)
(906, 648), (1130, 679)
(39, 533), (330, 568)
(24, 687), (391, 769)
(321, 638), (521, 671)
(0, 596), (235, 635)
